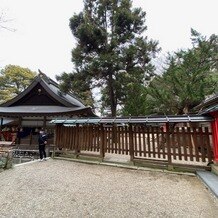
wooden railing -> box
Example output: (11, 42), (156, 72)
(55, 124), (213, 164)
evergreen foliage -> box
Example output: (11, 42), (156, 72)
(146, 30), (218, 115)
(56, 0), (159, 116)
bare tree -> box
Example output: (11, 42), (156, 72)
(0, 11), (16, 32)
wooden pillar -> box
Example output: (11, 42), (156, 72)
(129, 124), (134, 161)
(211, 117), (218, 164)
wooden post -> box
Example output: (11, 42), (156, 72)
(129, 124), (134, 161)
(166, 123), (172, 165)
(100, 124), (105, 159)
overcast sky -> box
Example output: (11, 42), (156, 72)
(0, 0), (217, 80)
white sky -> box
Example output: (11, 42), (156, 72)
(0, 0), (217, 80)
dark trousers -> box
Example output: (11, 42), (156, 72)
(39, 144), (46, 159)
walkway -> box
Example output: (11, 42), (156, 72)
(0, 159), (218, 218)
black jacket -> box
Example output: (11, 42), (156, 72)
(38, 133), (47, 145)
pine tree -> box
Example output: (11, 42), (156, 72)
(57, 0), (159, 116)
(148, 29), (218, 115)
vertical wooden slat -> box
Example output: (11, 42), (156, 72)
(176, 127), (182, 160)
(55, 126), (59, 148)
(182, 127), (188, 161)
(83, 125), (87, 150)
(58, 126), (62, 148)
(69, 127), (73, 150)
(96, 125), (99, 151)
(75, 124), (80, 156)
(68, 126), (71, 149)
(156, 127), (161, 158)
(94, 125), (97, 152)
(70, 126), (73, 150)
(61, 126), (65, 148)
(100, 124), (104, 158)
(109, 126), (112, 153)
(172, 130), (176, 160)
(62, 126), (65, 148)
(147, 127), (151, 157)
(105, 127), (109, 153)
(151, 127), (156, 158)
(95, 125), (98, 151)
(142, 126), (146, 157)
(87, 124), (92, 151)
(166, 124), (172, 164)
(87, 125), (90, 151)
(90, 125), (93, 151)
(118, 126), (121, 154)
(134, 126), (138, 156)
(110, 126), (113, 153)
(85, 125), (88, 150)
(112, 125), (116, 154)
(104, 126), (108, 154)
(108, 126), (112, 153)
(187, 127), (194, 161)
(91, 125), (95, 152)
(70, 126), (75, 150)
(91, 125), (94, 151)
(65, 127), (69, 149)
(138, 126), (142, 156)
(193, 127), (200, 162)
(125, 125), (129, 155)
(80, 126), (83, 153)
(121, 126), (124, 154)
(160, 129), (167, 159)
(204, 127), (212, 162)
(66, 127), (69, 149)
(199, 127), (206, 162)
(129, 124), (134, 161)
(73, 126), (76, 150)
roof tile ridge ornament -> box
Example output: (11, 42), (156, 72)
(38, 69), (53, 84)
(37, 69), (58, 87)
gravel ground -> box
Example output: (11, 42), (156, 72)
(0, 159), (218, 218)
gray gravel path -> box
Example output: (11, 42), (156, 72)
(0, 159), (218, 218)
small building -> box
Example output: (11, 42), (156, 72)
(196, 93), (218, 164)
(0, 72), (96, 147)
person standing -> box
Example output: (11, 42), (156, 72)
(38, 129), (47, 161)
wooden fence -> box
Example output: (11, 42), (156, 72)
(55, 124), (213, 165)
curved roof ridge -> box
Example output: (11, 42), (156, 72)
(38, 70), (86, 106)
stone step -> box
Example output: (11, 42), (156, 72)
(211, 164), (218, 176)
(196, 170), (218, 198)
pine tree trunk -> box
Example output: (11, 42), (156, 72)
(108, 73), (117, 117)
